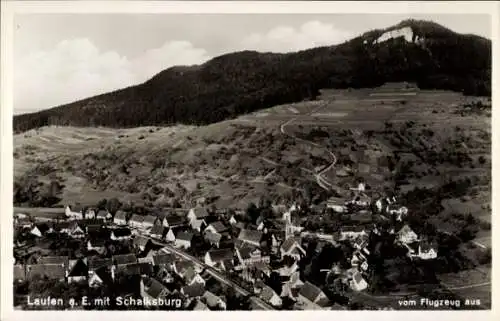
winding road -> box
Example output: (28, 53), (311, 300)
(279, 103), (337, 191)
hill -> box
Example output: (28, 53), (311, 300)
(13, 19), (491, 133)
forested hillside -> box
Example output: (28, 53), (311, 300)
(14, 19), (491, 133)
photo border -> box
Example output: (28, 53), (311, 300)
(1, 1), (499, 321)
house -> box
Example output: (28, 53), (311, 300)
(254, 215), (267, 231)
(39, 256), (69, 270)
(116, 262), (154, 276)
(142, 215), (157, 230)
(184, 266), (206, 286)
(229, 215), (237, 226)
(219, 258), (235, 272)
(88, 257), (113, 275)
(96, 209), (112, 220)
(164, 228), (176, 242)
(30, 223), (52, 237)
(238, 229), (263, 247)
(191, 218), (206, 232)
(68, 221), (86, 238)
(26, 264), (66, 281)
(187, 207), (209, 231)
(253, 261), (272, 279)
(110, 228), (132, 240)
(418, 241), (438, 260)
(278, 260), (300, 278)
(286, 216), (305, 236)
(14, 212), (29, 219)
(280, 237), (306, 261)
(192, 300), (209, 310)
(202, 291), (227, 310)
(149, 225), (166, 239)
(271, 233), (281, 252)
(139, 255), (154, 265)
(173, 260), (198, 278)
(88, 266), (113, 288)
(16, 217), (33, 229)
(181, 283), (205, 298)
(152, 253), (176, 269)
(87, 239), (107, 254)
(326, 197), (347, 213)
(350, 194), (371, 207)
(113, 254), (137, 267)
(85, 208), (96, 219)
(133, 235), (152, 252)
(68, 258), (88, 283)
(114, 210), (128, 225)
(157, 267), (175, 284)
(141, 277), (169, 300)
(386, 205), (409, 221)
(259, 285), (282, 307)
(235, 245), (270, 267)
(350, 182), (366, 192)
(187, 207), (209, 222)
(339, 226), (367, 240)
(175, 231), (194, 249)
(204, 221), (228, 236)
(204, 232), (222, 248)
(296, 281), (329, 309)
(128, 214), (145, 229)
(375, 198), (386, 213)
(353, 235), (370, 252)
(14, 264), (26, 282)
(397, 225), (418, 244)
(162, 215), (186, 228)
(87, 223), (106, 235)
(204, 249), (234, 269)
(350, 271), (368, 291)
(65, 204), (84, 219)
(350, 250), (368, 269)
(51, 221), (71, 234)
(281, 271), (304, 299)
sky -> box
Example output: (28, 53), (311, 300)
(13, 13), (491, 115)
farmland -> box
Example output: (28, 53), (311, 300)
(14, 84), (490, 224)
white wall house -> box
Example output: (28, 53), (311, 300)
(350, 272), (368, 291)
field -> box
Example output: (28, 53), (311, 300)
(437, 266), (491, 308)
(14, 85), (491, 221)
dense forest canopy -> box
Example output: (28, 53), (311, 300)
(14, 19), (491, 133)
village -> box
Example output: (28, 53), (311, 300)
(13, 180), (440, 311)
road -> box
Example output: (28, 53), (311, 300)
(144, 234), (275, 310)
(279, 103), (337, 191)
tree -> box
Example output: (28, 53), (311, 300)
(268, 272), (283, 295)
(107, 198), (121, 214)
(246, 202), (260, 224)
(97, 198), (108, 210)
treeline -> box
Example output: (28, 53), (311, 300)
(14, 19), (491, 133)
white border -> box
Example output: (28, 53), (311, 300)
(1, 1), (499, 321)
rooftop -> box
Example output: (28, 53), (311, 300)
(190, 207), (209, 219)
(153, 253), (176, 266)
(238, 229), (263, 245)
(176, 231), (194, 242)
(299, 281), (323, 303)
(207, 248), (234, 262)
(113, 253), (137, 265)
(208, 221), (228, 233)
(129, 214), (145, 223)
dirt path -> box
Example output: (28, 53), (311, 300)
(279, 103), (337, 191)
